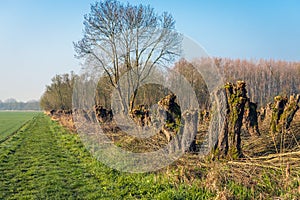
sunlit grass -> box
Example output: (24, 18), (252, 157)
(0, 114), (213, 199)
(0, 111), (38, 142)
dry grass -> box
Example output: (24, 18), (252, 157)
(155, 111), (300, 199)
(243, 111), (300, 156)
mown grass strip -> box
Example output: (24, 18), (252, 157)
(0, 114), (213, 199)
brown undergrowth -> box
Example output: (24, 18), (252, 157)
(159, 111), (300, 199)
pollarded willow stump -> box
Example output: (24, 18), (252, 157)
(259, 103), (272, 122)
(244, 100), (260, 136)
(157, 93), (181, 128)
(213, 81), (248, 160)
(270, 96), (288, 133)
(181, 110), (198, 152)
(165, 110), (199, 154)
(283, 94), (300, 130)
(270, 94), (300, 134)
(130, 105), (151, 127)
(156, 94), (181, 143)
(94, 105), (113, 123)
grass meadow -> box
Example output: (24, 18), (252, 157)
(0, 114), (213, 199)
(0, 112), (38, 142)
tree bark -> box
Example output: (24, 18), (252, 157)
(270, 94), (300, 133)
(244, 100), (260, 136)
(181, 110), (198, 152)
(213, 81), (248, 159)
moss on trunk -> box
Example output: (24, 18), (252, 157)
(270, 94), (300, 134)
(213, 81), (248, 160)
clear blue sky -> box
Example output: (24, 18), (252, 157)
(0, 0), (299, 101)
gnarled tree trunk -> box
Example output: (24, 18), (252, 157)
(213, 81), (248, 159)
(244, 100), (260, 136)
(270, 94), (300, 133)
(181, 110), (198, 152)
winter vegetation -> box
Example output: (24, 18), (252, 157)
(2, 0), (300, 199)
(38, 56), (300, 199)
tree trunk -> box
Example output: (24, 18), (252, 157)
(116, 86), (128, 115)
(270, 96), (288, 133)
(129, 88), (138, 113)
(181, 110), (198, 152)
(244, 100), (260, 136)
(213, 81), (247, 160)
(270, 94), (300, 133)
(283, 94), (300, 130)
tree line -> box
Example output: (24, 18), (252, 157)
(40, 58), (300, 112)
(40, 72), (76, 111)
(213, 58), (300, 107)
(0, 99), (40, 110)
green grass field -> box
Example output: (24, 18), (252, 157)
(0, 114), (213, 199)
(0, 112), (38, 142)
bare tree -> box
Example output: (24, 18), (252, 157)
(74, 0), (182, 114)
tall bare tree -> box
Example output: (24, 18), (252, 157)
(74, 0), (182, 114)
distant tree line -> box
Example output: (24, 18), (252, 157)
(40, 58), (300, 112)
(40, 72), (76, 111)
(40, 59), (209, 112)
(0, 98), (40, 110)
(213, 58), (300, 107)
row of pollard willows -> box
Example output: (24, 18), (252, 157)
(47, 81), (299, 160)
(212, 81), (300, 160)
(93, 81), (299, 158)
(46, 109), (75, 131)
(129, 93), (199, 153)
(258, 94), (300, 135)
